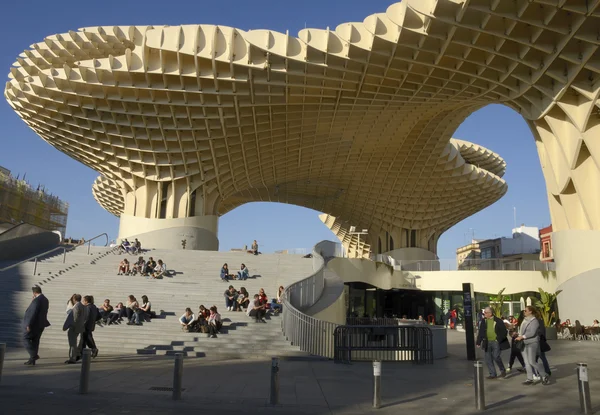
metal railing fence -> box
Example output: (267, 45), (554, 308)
(281, 240), (342, 358)
(372, 255), (556, 272)
(333, 325), (434, 364)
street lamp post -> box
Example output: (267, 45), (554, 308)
(349, 226), (369, 258)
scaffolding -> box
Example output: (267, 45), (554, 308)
(0, 170), (68, 236)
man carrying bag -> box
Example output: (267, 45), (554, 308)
(476, 307), (510, 379)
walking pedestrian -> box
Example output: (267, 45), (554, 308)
(476, 307), (510, 379)
(63, 294), (88, 364)
(515, 306), (550, 385)
(78, 296), (99, 358)
(23, 286), (50, 366)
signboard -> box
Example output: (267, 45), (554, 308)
(373, 361), (382, 376)
(580, 366), (589, 382)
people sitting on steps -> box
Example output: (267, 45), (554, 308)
(151, 259), (167, 279)
(145, 257), (157, 276)
(220, 263), (233, 281)
(250, 240), (259, 255)
(126, 295), (142, 326)
(117, 258), (130, 275)
(258, 288), (269, 311)
(270, 286), (284, 314)
(207, 306), (222, 338)
(132, 238), (142, 255)
(98, 299), (113, 324)
(132, 256), (145, 275)
(108, 302), (124, 325)
(237, 263), (249, 280)
(247, 294), (267, 323)
(237, 287), (250, 311)
(139, 295), (153, 321)
(224, 285), (239, 311)
(180, 308), (195, 331)
(119, 239), (131, 254)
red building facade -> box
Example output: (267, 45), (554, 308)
(539, 225), (553, 262)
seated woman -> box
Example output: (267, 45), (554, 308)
(258, 288), (269, 309)
(98, 299), (114, 324)
(237, 287), (250, 311)
(180, 308), (195, 331)
(117, 259), (130, 275)
(220, 263), (233, 282)
(152, 260), (167, 279)
(108, 302), (125, 325)
(270, 286), (284, 314)
(144, 257), (157, 275)
(207, 306), (222, 338)
(592, 319), (600, 328)
(251, 240), (259, 255)
(139, 295), (152, 321)
(126, 295), (141, 325)
(237, 263), (249, 281)
(247, 294), (267, 323)
(119, 239), (130, 254)
(132, 256), (145, 275)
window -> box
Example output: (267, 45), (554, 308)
(410, 229), (417, 247)
(543, 242), (550, 258)
(389, 236), (394, 251)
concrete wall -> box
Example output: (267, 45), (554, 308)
(327, 256), (557, 295)
(311, 282), (346, 324)
(0, 230), (60, 261)
(553, 230), (600, 322)
(416, 270), (558, 295)
(328, 258), (418, 290)
(118, 214), (219, 251)
(384, 247), (438, 262)
(557, 268), (600, 323)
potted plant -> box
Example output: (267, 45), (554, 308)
(534, 288), (562, 340)
(489, 288), (507, 318)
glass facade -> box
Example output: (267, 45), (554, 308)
(344, 283), (540, 324)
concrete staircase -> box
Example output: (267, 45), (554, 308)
(0, 245), (315, 359)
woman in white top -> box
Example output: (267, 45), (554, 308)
(270, 286), (284, 313)
(66, 293), (78, 313)
(207, 306), (221, 338)
(152, 259), (167, 279)
(180, 308), (195, 331)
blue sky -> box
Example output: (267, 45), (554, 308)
(0, 0), (550, 258)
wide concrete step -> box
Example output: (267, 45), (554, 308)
(1, 249), (314, 360)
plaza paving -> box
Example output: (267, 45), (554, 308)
(0, 330), (598, 414)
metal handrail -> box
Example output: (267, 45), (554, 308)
(0, 232), (110, 275)
(0, 246), (70, 275)
(281, 241), (343, 358)
(81, 232), (109, 254)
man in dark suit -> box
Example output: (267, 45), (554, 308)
(23, 286), (50, 366)
(78, 295), (99, 358)
(64, 294), (88, 364)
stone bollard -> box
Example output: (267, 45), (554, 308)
(474, 360), (485, 411)
(577, 363), (592, 414)
(172, 353), (183, 400)
(270, 357), (279, 405)
(79, 349), (92, 394)
(373, 360), (382, 409)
